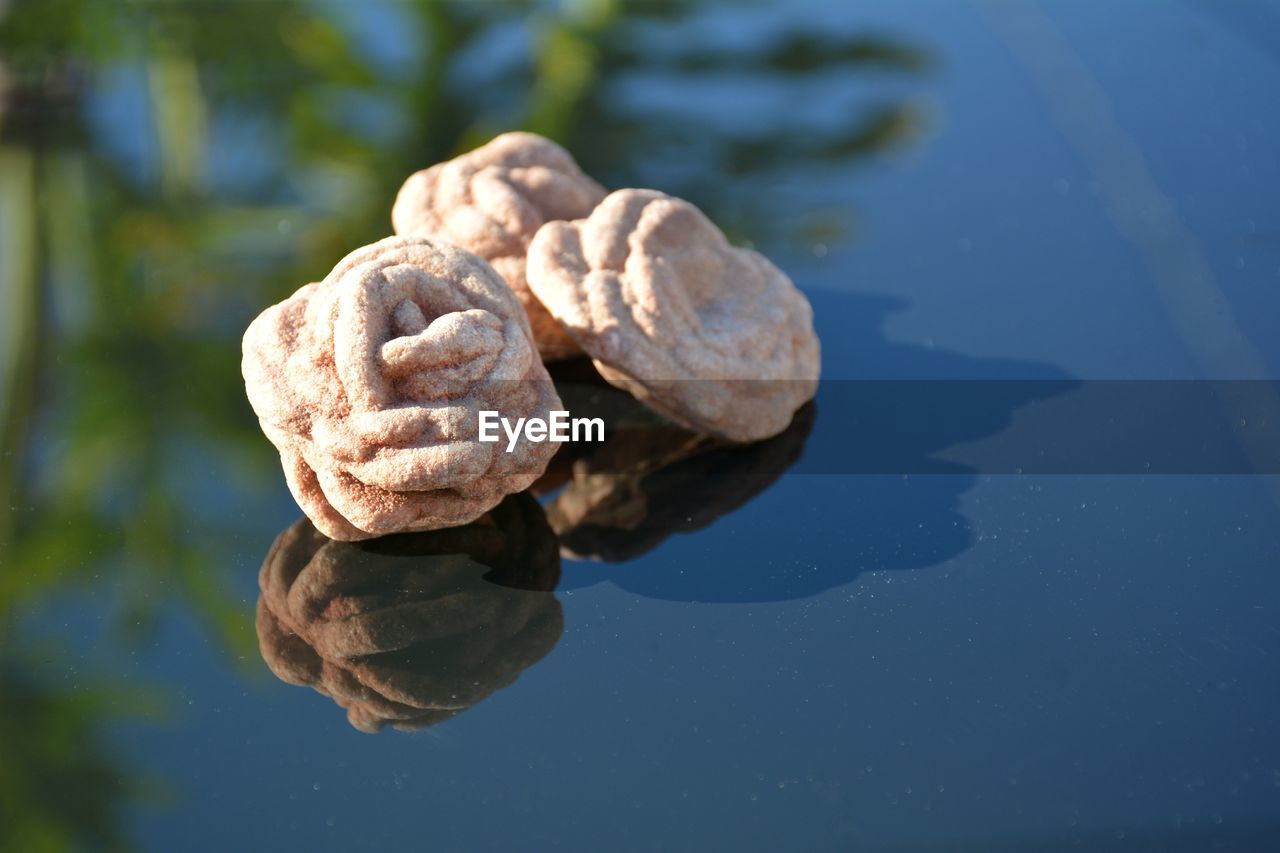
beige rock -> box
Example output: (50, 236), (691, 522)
(243, 236), (563, 541)
(255, 493), (563, 733)
(392, 132), (606, 361)
(526, 188), (821, 442)
(540, 381), (816, 561)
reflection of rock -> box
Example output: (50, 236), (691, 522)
(541, 379), (814, 561)
(255, 493), (562, 733)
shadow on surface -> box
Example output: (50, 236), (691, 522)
(553, 288), (1076, 603)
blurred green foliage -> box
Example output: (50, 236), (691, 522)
(0, 0), (927, 847)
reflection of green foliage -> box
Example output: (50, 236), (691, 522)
(0, 0), (929, 846)
(522, 1), (928, 242)
(0, 655), (165, 853)
(1, 0), (928, 629)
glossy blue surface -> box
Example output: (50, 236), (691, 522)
(5, 1), (1280, 850)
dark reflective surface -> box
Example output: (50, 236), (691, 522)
(5, 0), (1280, 851)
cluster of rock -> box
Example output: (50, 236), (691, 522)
(243, 131), (820, 542)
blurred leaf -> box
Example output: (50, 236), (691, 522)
(666, 31), (932, 74)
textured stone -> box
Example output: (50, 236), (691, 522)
(255, 493), (562, 733)
(392, 132), (606, 361)
(243, 235), (563, 540)
(527, 188), (821, 442)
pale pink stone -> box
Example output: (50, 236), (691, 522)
(243, 236), (563, 540)
(526, 189), (821, 441)
(392, 132), (606, 361)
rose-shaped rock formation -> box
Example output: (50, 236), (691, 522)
(256, 493), (563, 733)
(539, 380), (815, 561)
(243, 236), (564, 541)
(526, 188), (821, 442)
(392, 132), (607, 362)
